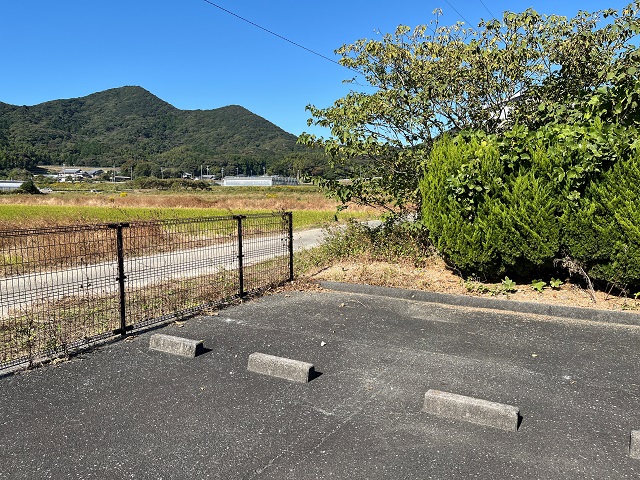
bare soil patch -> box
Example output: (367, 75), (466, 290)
(299, 256), (640, 313)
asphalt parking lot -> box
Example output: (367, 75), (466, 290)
(1, 282), (639, 479)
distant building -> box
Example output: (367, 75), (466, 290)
(221, 176), (298, 187)
(60, 168), (83, 176)
(58, 168), (88, 182)
(0, 180), (24, 192)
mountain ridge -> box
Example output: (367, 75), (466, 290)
(0, 86), (317, 177)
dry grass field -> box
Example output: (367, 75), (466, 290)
(0, 186), (376, 230)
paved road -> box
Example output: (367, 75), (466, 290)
(1, 283), (639, 479)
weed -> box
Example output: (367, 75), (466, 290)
(550, 278), (564, 289)
(295, 220), (432, 277)
(500, 276), (517, 293)
(531, 280), (547, 293)
(464, 279), (493, 294)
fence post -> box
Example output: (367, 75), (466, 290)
(110, 223), (130, 336)
(287, 212), (294, 282)
(235, 215), (245, 298)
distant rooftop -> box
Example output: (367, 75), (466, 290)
(221, 176), (298, 187)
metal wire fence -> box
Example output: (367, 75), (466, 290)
(0, 212), (293, 371)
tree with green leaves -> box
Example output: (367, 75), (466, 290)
(299, 2), (640, 217)
(418, 7), (640, 285)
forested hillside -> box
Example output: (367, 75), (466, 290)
(0, 86), (328, 178)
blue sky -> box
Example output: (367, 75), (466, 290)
(1, 0), (634, 136)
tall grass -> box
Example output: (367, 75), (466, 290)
(295, 220), (433, 276)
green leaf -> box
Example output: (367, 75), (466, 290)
(550, 278), (563, 289)
(501, 276), (517, 293)
(531, 280), (546, 293)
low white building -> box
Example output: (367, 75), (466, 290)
(221, 176), (298, 187)
(0, 180), (24, 192)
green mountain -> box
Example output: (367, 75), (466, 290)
(0, 86), (322, 177)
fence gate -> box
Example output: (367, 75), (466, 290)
(0, 212), (293, 371)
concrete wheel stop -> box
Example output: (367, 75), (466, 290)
(149, 333), (205, 358)
(247, 352), (317, 383)
(423, 389), (521, 432)
(630, 430), (640, 459)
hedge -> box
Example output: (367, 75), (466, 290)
(420, 128), (640, 289)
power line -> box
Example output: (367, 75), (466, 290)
(201, 0), (343, 68)
(442, 0), (472, 26)
(478, 0), (497, 21)
(442, 0), (496, 25)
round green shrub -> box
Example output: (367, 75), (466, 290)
(564, 149), (640, 288)
(420, 134), (560, 279)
